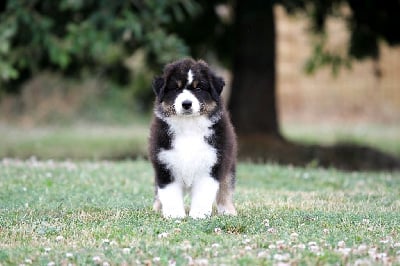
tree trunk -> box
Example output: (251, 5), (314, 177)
(229, 0), (279, 137)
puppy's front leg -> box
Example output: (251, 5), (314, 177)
(189, 177), (219, 219)
(158, 182), (186, 218)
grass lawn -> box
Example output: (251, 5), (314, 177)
(1, 159), (399, 265)
(0, 124), (149, 160)
(1, 122), (399, 161)
(282, 122), (400, 158)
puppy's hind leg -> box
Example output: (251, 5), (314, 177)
(153, 193), (162, 212)
(216, 174), (237, 216)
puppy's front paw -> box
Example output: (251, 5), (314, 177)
(162, 208), (186, 219)
(189, 208), (212, 219)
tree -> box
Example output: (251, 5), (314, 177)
(0, 0), (198, 93)
(1, 0), (400, 168)
(182, 0), (400, 137)
(174, 0), (400, 169)
(229, 0), (278, 136)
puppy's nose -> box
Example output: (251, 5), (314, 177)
(182, 100), (192, 110)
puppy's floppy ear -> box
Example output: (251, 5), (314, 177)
(152, 76), (165, 101)
(210, 74), (225, 101)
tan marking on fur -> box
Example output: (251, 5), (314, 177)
(192, 80), (198, 88)
(177, 80), (182, 88)
(200, 101), (218, 115)
(216, 176), (237, 216)
(161, 102), (176, 116)
(153, 196), (162, 212)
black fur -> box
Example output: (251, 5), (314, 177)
(148, 58), (237, 216)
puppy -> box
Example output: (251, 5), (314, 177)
(149, 58), (237, 219)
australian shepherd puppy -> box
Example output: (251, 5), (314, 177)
(149, 58), (237, 219)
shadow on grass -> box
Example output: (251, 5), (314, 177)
(238, 134), (400, 171)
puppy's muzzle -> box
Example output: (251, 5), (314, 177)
(182, 100), (192, 111)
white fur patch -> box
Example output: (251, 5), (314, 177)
(174, 89), (200, 115)
(157, 115), (219, 218)
(190, 176), (219, 218)
(187, 69), (194, 85)
(158, 116), (216, 187)
(157, 181), (186, 218)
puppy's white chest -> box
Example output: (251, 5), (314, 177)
(158, 117), (217, 187)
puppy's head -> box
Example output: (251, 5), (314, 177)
(153, 58), (225, 118)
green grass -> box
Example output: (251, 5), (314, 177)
(1, 122), (398, 161)
(0, 124), (149, 160)
(1, 159), (399, 265)
(282, 122), (400, 158)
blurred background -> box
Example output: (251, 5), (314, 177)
(0, 0), (399, 170)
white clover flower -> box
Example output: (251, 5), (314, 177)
(276, 240), (286, 249)
(375, 253), (387, 260)
(290, 232), (299, 241)
(194, 258), (209, 265)
(296, 243), (306, 249)
(354, 258), (372, 266)
(242, 238), (251, 244)
(337, 248), (352, 257)
(380, 237), (392, 244)
(337, 241), (346, 248)
(308, 241), (317, 247)
(368, 247), (377, 258)
(211, 243), (220, 248)
(273, 253), (290, 261)
(181, 240), (192, 251)
(92, 256), (102, 263)
(356, 244), (368, 254)
(263, 219), (270, 227)
(184, 255), (193, 264)
(257, 251), (270, 258)
(158, 232), (169, 239)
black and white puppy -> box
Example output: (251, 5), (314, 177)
(149, 58), (237, 219)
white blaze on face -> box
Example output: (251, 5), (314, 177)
(174, 89), (200, 115)
(187, 69), (194, 85)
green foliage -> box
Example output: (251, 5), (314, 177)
(0, 0), (200, 92)
(1, 0), (399, 94)
(304, 37), (351, 76)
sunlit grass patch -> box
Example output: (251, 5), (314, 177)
(1, 159), (399, 265)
